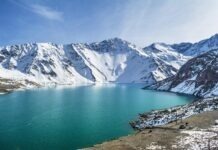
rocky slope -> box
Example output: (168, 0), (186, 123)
(147, 49), (218, 98)
(0, 38), (188, 87)
(0, 77), (39, 93)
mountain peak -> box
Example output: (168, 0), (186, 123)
(143, 42), (174, 53)
(107, 37), (125, 42)
(99, 37), (130, 45)
(84, 37), (138, 53)
(210, 33), (218, 39)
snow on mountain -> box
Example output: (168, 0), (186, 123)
(143, 43), (190, 70)
(1, 34), (218, 93)
(171, 34), (218, 56)
(0, 43), (93, 85)
(146, 49), (218, 98)
(72, 39), (188, 85)
(144, 34), (218, 58)
(71, 38), (146, 83)
(0, 38), (187, 87)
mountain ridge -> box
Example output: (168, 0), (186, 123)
(0, 38), (188, 87)
(1, 34), (218, 94)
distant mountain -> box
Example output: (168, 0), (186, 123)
(171, 34), (218, 56)
(144, 34), (218, 57)
(146, 49), (218, 98)
(0, 38), (188, 87)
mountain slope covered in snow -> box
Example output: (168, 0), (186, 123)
(0, 38), (188, 87)
(171, 34), (218, 56)
(146, 49), (218, 98)
(0, 43), (93, 85)
(144, 34), (218, 57)
(1, 33), (218, 91)
(143, 43), (190, 70)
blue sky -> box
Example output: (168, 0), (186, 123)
(1, 0), (218, 47)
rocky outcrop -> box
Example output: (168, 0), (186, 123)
(0, 77), (39, 93)
(130, 97), (218, 130)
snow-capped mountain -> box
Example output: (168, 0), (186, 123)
(171, 34), (218, 56)
(146, 49), (218, 98)
(0, 38), (188, 87)
(0, 43), (93, 85)
(143, 43), (190, 69)
(143, 34), (218, 57)
(1, 33), (218, 91)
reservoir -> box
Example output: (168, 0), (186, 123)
(0, 84), (194, 149)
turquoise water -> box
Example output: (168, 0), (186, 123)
(0, 84), (194, 150)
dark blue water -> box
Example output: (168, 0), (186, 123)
(0, 84), (194, 150)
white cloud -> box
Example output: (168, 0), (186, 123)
(30, 4), (63, 21)
(9, 0), (63, 21)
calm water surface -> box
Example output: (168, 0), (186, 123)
(0, 84), (194, 150)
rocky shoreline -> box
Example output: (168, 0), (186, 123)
(86, 110), (218, 150)
(84, 96), (218, 149)
(0, 77), (41, 94)
(130, 97), (218, 130)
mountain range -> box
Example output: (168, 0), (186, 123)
(0, 38), (188, 86)
(0, 34), (218, 97)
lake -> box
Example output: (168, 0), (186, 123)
(0, 84), (194, 150)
